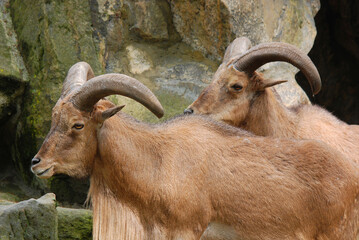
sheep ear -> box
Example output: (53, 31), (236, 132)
(258, 79), (287, 90)
(101, 105), (125, 121)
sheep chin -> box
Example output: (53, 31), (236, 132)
(32, 166), (54, 179)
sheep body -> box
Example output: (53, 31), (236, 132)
(85, 103), (359, 239)
(35, 98), (359, 239)
(187, 38), (359, 167)
(31, 62), (359, 239)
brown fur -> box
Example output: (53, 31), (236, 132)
(32, 97), (359, 239)
(188, 65), (359, 167)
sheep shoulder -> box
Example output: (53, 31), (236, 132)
(292, 104), (359, 164)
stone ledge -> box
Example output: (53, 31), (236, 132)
(0, 193), (93, 240)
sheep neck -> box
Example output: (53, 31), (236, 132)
(89, 113), (163, 239)
(242, 88), (298, 137)
(94, 113), (166, 214)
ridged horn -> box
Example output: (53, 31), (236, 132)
(223, 37), (252, 64)
(233, 42), (321, 95)
(62, 62), (95, 97)
(70, 73), (164, 118)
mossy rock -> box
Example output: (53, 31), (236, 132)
(0, 193), (57, 240)
(57, 207), (92, 240)
(10, 0), (103, 194)
(0, 193), (20, 204)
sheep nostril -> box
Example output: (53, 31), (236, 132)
(184, 108), (194, 115)
(31, 158), (41, 166)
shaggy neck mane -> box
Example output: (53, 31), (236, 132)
(88, 113), (160, 240)
(242, 88), (298, 137)
(89, 179), (145, 240)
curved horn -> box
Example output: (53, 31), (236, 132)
(223, 37), (252, 64)
(233, 42), (321, 95)
(70, 74), (164, 118)
(61, 62), (95, 97)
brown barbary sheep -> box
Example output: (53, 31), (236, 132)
(31, 62), (359, 239)
(185, 37), (359, 167)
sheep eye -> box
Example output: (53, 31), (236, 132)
(231, 84), (243, 91)
(72, 123), (84, 130)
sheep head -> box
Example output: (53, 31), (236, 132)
(187, 66), (288, 126)
(185, 37), (321, 126)
(31, 62), (164, 179)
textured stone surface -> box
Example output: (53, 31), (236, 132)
(107, 41), (217, 123)
(0, 193), (19, 205)
(10, 0), (102, 147)
(169, 0), (233, 60)
(131, 1), (169, 40)
(0, 0), (28, 181)
(169, 0), (319, 60)
(155, 62), (212, 100)
(169, 0), (320, 107)
(126, 45), (153, 74)
(0, 193), (94, 240)
(0, 193), (57, 240)
(0, 1), (25, 80)
(57, 207), (92, 240)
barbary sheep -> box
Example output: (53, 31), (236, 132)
(185, 37), (359, 167)
(31, 62), (359, 240)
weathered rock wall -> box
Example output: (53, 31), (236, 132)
(169, 0), (320, 106)
(0, 0), (28, 178)
(0, 193), (92, 240)
(0, 193), (58, 240)
(1, 0), (320, 205)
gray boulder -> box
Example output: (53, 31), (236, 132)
(0, 193), (57, 240)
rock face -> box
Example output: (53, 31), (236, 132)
(3, 0), (320, 205)
(0, 193), (93, 240)
(0, 193), (57, 240)
(169, 0), (320, 107)
(57, 207), (92, 240)
(0, 0), (28, 178)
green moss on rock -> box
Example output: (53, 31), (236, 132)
(57, 207), (92, 240)
(11, 0), (102, 141)
(0, 192), (20, 204)
(10, 0), (103, 185)
(109, 89), (192, 124)
(0, 1), (23, 80)
(0, 0), (28, 184)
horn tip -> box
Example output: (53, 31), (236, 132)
(155, 109), (164, 119)
(312, 77), (322, 96)
(312, 87), (321, 96)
